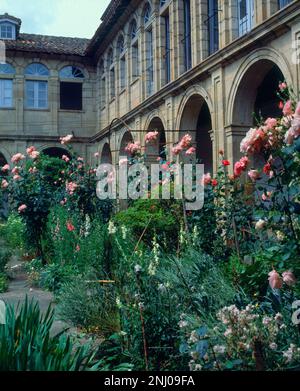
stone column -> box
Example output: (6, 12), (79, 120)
(225, 125), (250, 172)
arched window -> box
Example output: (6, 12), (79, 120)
(107, 49), (115, 99)
(143, 3), (152, 25)
(59, 65), (84, 79)
(0, 63), (15, 108)
(99, 60), (106, 108)
(118, 35), (126, 91)
(25, 63), (49, 76)
(130, 19), (137, 40)
(59, 66), (84, 110)
(117, 35), (125, 56)
(183, 0), (192, 71)
(24, 63), (49, 109)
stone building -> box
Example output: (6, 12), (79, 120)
(0, 0), (300, 173)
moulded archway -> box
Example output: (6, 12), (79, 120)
(118, 130), (134, 160)
(145, 116), (166, 164)
(100, 143), (113, 164)
(179, 94), (213, 172)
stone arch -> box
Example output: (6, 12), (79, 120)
(0, 147), (10, 165)
(227, 48), (293, 126)
(178, 92), (213, 172)
(0, 151), (8, 168)
(145, 116), (167, 163)
(100, 143), (113, 164)
(118, 129), (134, 160)
(55, 61), (90, 79)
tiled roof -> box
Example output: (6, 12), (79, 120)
(5, 33), (90, 56)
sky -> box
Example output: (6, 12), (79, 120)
(0, 0), (111, 38)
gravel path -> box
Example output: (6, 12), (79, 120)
(0, 256), (69, 336)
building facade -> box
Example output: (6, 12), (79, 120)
(0, 0), (300, 173)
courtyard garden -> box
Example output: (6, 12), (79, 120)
(0, 83), (300, 371)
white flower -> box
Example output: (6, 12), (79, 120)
(255, 219), (267, 230)
(213, 345), (226, 354)
(108, 220), (117, 234)
(121, 225), (128, 240)
(178, 320), (188, 328)
(134, 264), (142, 274)
(269, 342), (277, 350)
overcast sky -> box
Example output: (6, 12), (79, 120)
(0, 0), (111, 38)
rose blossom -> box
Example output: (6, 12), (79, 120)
(13, 174), (21, 181)
(125, 141), (141, 155)
(66, 181), (78, 195)
(186, 147), (196, 156)
(11, 153), (25, 164)
(265, 117), (277, 130)
(222, 160), (230, 166)
(1, 179), (8, 189)
(18, 204), (27, 213)
(248, 169), (260, 182)
(1, 164), (10, 172)
(283, 100), (293, 116)
(172, 145), (183, 155)
(62, 155), (70, 163)
(60, 134), (73, 145)
(279, 82), (287, 91)
(202, 173), (211, 186)
(94, 152), (100, 158)
(282, 271), (297, 287)
(145, 131), (159, 143)
(66, 221), (75, 232)
(268, 270), (283, 290)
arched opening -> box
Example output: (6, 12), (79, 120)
(145, 117), (166, 164)
(0, 152), (9, 219)
(119, 131), (134, 159)
(179, 95), (213, 172)
(100, 143), (112, 164)
(232, 60), (285, 127)
(43, 147), (72, 159)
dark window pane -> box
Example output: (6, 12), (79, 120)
(60, 82), (82, 110)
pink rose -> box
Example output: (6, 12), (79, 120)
(201, 173), (212, 186)
(186, 147), (196, 156)
(279, 82), (287, 91)
(1, 164), (10, 172)
(13, 175), (21, 181)
(60, 134), (73, 145)
(268, 270), (283, 290)
(265, 118), (277, 130)
(172, 145), (183, 155)
(283, 100), (293, 116)
(11, 153), (25, 164)
(94, 152), (100, 158)
(18, 204), (27, 213)
(282, 271), (297, 287)
(145, 131), (159, 144)
(179, 134), (192, 149)
(248, 169), (260, 182)
(62, 155), (70, 163)
(1, 179), (8, 189)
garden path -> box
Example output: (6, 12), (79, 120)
(0, 252), (70, 336)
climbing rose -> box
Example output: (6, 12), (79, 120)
(1, 179), (8, 189)
(66, 181), (78, 195)
(18, 204), (27, 213)
(13, 175), (21, 181)
(284, 101), (300, 145)
(255, 219), (266, 230)
(186, 147), (196, 156)
(125, 142), (141, 155)
(29, 150), (40, 159)
(211, 179), (218, 187)
(145, 131), (158, 143)
(283, 100), (293, 116)
(62, 155), (70, 163)
(279, 82), (287, 91)
(28, 167), (38, 174)
(172, 145), (183, 155)
(94, 152), (100, 158)
(268, 270), (283, 290)
(240, 127), (265, 154)
(1, 164), (10, 172)
(11, 153), (25, 163)
(60, 134), (73, 145)
(263, 162), (272, 176)
(282, 271), (297, 287)
(264, 117), (277, 130)
(248, 169), (260, 182)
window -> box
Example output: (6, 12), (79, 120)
(59, 66), (84, 110)
(164, 14), (171, 84)
(117, 35), (125, 55)
(117, 35), (126, 91)
(0, 63), (15, 108)
(208, 0), (219, 55)
(99, 61), (106, 108)
(59, 66), (84, 79)
(278, 0), (291, 8)
(183, 0), (192, 71)
(238, 0), (254, 36)
(25, 63), (49, 77)
(0, 80), (13, 107)
(25, 63), (49, 109)
(110, 68), (115, 99)
(130, 20), (139, 79)
(130, 20), (137, 40)
(146, 29), (154, 96)
(144, 3), (152, 25)
(0, 23), (14, 39)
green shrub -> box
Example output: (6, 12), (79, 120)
(0, 213), (25, 251)
(40, 263), (77, 294)
(114, 198), (183, 248)
(0, 298), (102, 371)
(0, 248), (11, 273)
(0, 273), (8, 293)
